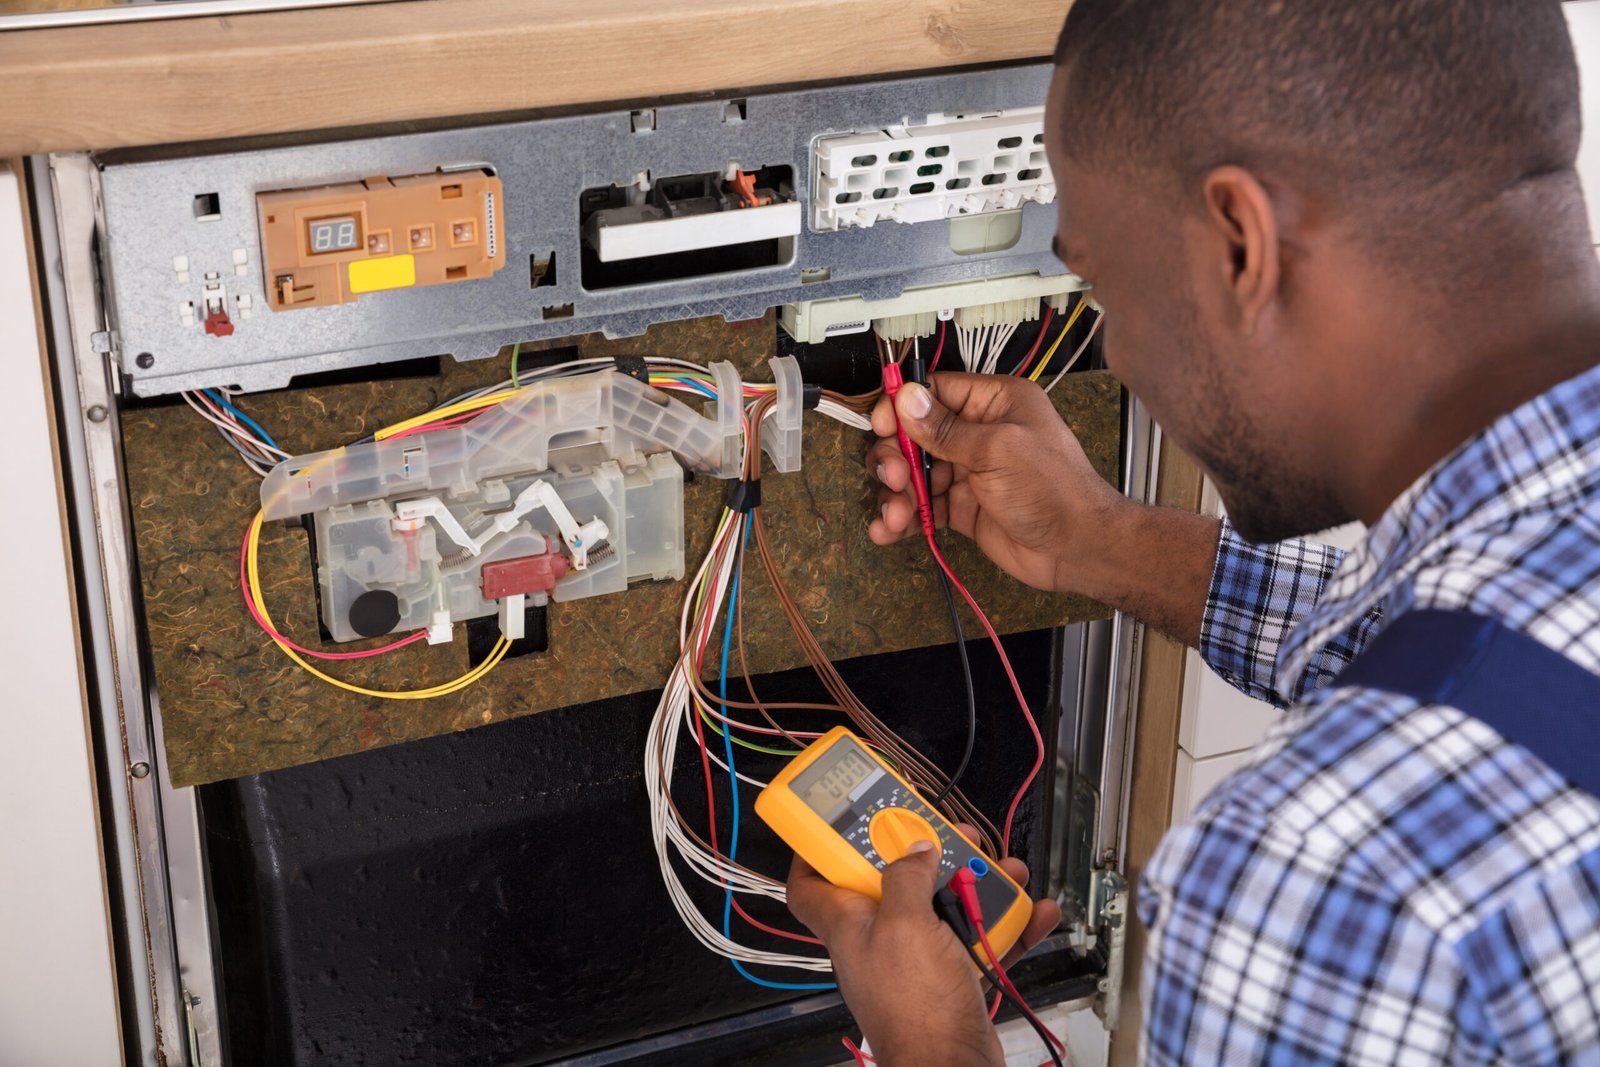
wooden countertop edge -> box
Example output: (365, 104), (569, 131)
(0, 0), (1070, 156)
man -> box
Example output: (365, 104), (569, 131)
(787, 1), (1600, 1063)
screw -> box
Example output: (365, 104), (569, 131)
(135, 352), (155, 369)
(130, 761), (150, 779)
(86, 404), (107, 423)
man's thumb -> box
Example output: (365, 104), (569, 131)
(879, 838), (943, 915)
(894, 382), (971, 463)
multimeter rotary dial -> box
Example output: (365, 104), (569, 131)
(868, 807), (939, 863)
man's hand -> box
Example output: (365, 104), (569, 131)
(868, 373), (1128, 597)
(786, 826), (1062, 1067)
(868, 371), (1223, 646)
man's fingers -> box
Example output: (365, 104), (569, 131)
(867, 440), (910, 492)
(878, 840), (944, 917)
(869, 492), (951, 545)
(786, 853), (873, 941)
(1001, 897), (1063, 972)
(998, 858), (1030, 888)
(869, 441), (956, 495)
(870, 394), (899, 439)
(891, 372), (1030, 467)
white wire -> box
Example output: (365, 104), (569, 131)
(640, 402), (840, 971)
(815, 399), (872, 431)
(183, 391), (288, 476)
(644, 503), (832, 970)
(1044, 312), (1105, 395)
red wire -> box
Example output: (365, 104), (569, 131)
(928, 318), (949, 372)
(732, 898), (823, 945)
(384, 411), (482, 441)
(238, 519), (430, 659)
(881, 363), (1045, 856)
(842, 1036), (876, 1065)
(1011, 306), (1056, 378)
(926, 534), (1044, 856)
(975, 917), (1066, 1055)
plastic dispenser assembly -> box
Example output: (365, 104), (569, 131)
(260, 358), (804, 645)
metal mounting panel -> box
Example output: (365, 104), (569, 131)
(93, 64), (1062, 396)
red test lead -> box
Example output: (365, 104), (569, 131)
(881, 364), (1047, 857)
(880, 362), (937, 538)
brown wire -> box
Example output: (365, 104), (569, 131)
(739, 390), (1001, 853)
(659, 372), (1001, 871)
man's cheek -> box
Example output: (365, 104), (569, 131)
(1100, 329), (1147, 394)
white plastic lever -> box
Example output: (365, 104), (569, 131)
(392, 480), (611, 570)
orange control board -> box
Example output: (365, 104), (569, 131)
(257, 169), (505, 311)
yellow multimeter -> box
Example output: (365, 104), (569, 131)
(755, 726), (1032, 960)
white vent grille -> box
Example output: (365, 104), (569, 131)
(811, 108), (1055, 232)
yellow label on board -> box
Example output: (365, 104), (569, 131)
(347, 254), (417, 294)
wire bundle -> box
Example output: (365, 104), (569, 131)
(645, 373), (1031, 985)
(183, 387), (290, 476)
(931, 294), (1103, 392)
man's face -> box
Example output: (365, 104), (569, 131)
(1043, 78), (1348, 543)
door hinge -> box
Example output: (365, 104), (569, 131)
(1090, 869), (1128, 1033)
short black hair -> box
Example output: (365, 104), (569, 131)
(1054, 0), (1582, 248)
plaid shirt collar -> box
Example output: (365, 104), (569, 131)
(1276, 359), (1600, 703)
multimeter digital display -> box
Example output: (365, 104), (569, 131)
(756, 726), (1032, 961)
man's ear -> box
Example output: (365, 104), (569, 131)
(1202, 165), (1281, 332)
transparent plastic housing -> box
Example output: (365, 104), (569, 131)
(260, 367), (743, 522)
(312, 452), (683, 643)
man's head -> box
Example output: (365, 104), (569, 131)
(1045, 0), (1586, 541)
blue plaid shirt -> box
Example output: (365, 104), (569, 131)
(1140, 361), (1600, 1065)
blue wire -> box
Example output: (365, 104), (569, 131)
(675, 377), (719, 399)
(718, 518), (837, 992)
(202, 389), (283, 451)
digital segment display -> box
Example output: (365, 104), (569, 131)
(791, 740), (879, 823)
(307, 215), (360, 255)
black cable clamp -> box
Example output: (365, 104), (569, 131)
(725, 478), (762, 513)
(614, 355), (651, 383)
(802, 383), (822, 410)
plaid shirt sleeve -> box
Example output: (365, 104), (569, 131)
(1199, 519), (1382, 707)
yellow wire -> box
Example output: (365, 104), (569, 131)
(1029, 295), (1092, 382)
(246, 512), (509, 698)
(374, 389), (521, 441)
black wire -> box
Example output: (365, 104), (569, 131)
(929, 556), (976, 806)
(963, 942), (1066, 1067)
(904, 351), (977, 809)
(934, 890), (1064, 1067)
